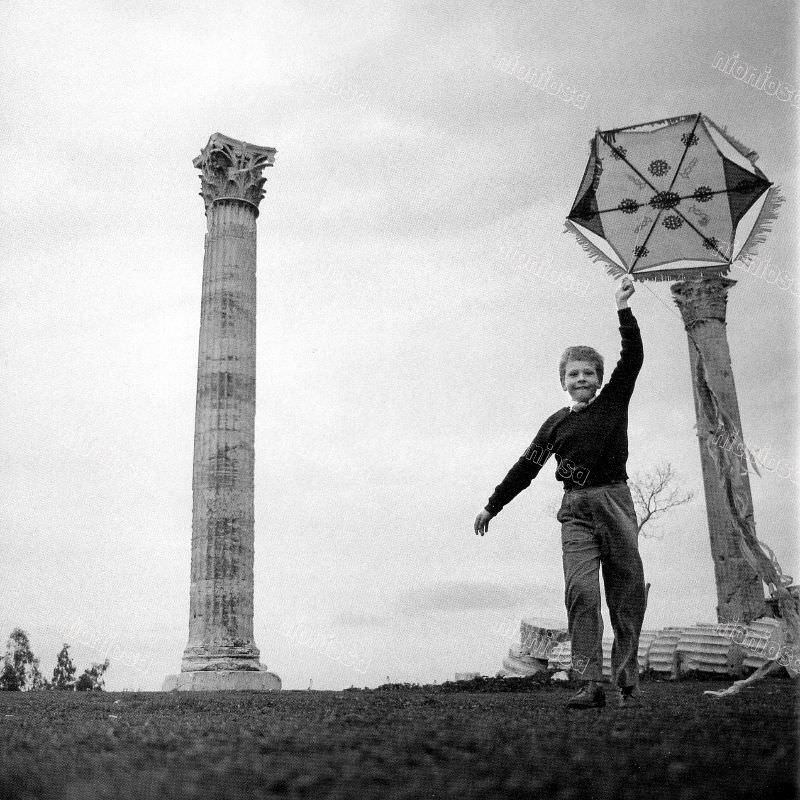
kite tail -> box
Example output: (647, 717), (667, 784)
(694, 348), (799, 674)
(563, 222), (627, 279)
(734, 186), (784, 266)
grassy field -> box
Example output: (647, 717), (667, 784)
(0, 675), (796, 800)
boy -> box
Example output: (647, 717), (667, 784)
(473, 277), (645, 710)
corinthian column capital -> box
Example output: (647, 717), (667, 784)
(670, 276), (737, 329)
(193, 132), (276, 215)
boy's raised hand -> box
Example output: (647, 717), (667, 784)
(615, 276), (635, 309)
(474, 509), (493, 535)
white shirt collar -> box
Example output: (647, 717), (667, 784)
(570, 395), (597, 413)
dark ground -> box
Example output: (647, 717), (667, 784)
(0, 675), (796, 800)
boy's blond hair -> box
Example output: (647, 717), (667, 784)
(559, 346), (604, 387)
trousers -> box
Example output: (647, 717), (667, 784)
(557, 481), (647, 687)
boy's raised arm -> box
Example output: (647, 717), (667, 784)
(604, 277), (643, 398)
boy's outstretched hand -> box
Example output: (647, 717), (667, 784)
(474, 509), (494, 535)
(615, 276), (635, 309)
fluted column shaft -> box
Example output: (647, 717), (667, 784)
(182, 200), (260, 671)
(671, 277), (765, 625)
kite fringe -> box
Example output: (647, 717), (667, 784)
(734, 185), (784, 266)
(604, 112), (696, 136)
(634, 265), (732, 283)
(703, 116), (760, 164)
(563, 222), (627, 279)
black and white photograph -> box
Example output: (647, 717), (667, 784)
(0, 1), (797, 797)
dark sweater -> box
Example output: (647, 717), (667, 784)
(485, 307), (643, 515)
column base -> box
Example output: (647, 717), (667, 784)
(162, 668), (281, 692)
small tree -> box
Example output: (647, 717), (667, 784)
(28, 657), (48, 690)
(51, 644), (77, 690)
(630, 461), (694, 537)
(0, 660), (21, 691)
(75, 659), (110, 691)
(0, 629), (37, 691)
(543, 461), (693, 538)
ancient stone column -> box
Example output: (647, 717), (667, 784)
(163, 133), (280, 691)
(671, 277), (765, 625)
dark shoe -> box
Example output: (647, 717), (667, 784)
(566, 683), (606, 709)
(616, 686), (644, 709)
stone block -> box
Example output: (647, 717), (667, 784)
(162, 669), (281, 691)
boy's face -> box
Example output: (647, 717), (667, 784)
(562, 360), (601, 403)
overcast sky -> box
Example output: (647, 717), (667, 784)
(1, 0), (797, 690)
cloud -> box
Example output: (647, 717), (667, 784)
(397, 579), (555, 615)
(332, 578), (561, 633)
